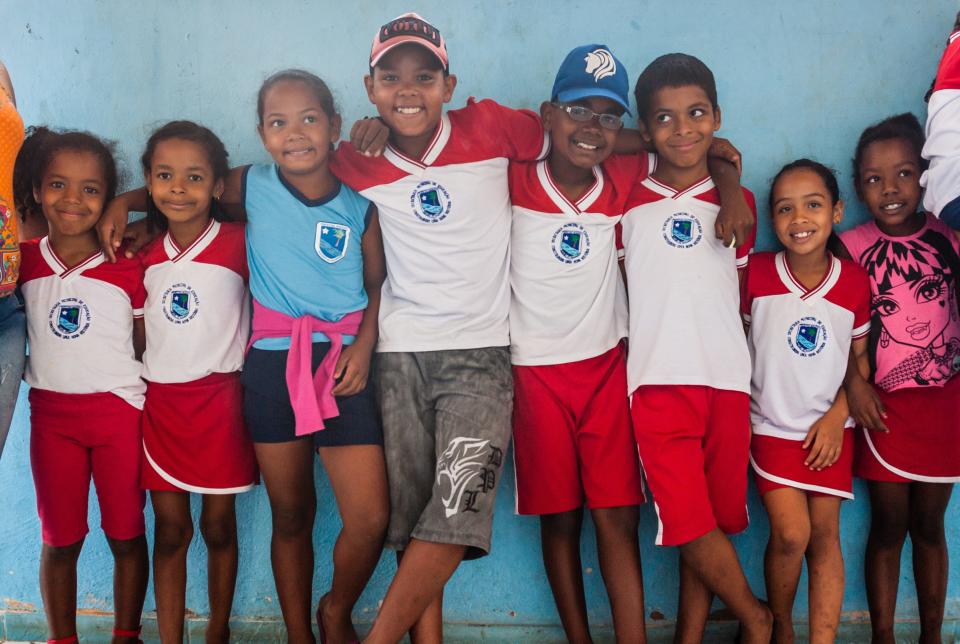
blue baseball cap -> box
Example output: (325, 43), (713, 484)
(551, 44), (631, 115)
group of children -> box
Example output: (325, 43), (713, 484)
(6, 9), (960, 644)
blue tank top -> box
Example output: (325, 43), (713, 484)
(243, 164), (371, 350)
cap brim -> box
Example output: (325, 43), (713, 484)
(554, 87), (632, 116)
(370, 38), (448, 70)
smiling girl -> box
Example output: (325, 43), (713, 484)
(837, 113), (960, 644)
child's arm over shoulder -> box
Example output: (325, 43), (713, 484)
(712, 161), (755, 251)
(461, 98), (548, 162)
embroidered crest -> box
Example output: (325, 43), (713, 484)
(551, 223), (591, 264)
(410, 180), (452, 223)
(49, 297), (91, 339)
(787, 317), (828, 357)
(662, 212), (703, 249)
(161, 283), (199, 324)
(315, 222), (351, 263)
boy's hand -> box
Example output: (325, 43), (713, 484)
(715, 183), (753, 249)
(349, 117), (390, 157)
(331, 342), (372, 397)
(846, 376), (889, 433)
(803, 410), (845, 470)
(709, 137), (742, 175)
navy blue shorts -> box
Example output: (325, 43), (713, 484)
(940, 194), (960, 230)
(242, 344), (383, 447)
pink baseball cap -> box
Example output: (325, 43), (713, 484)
(369, 13), (449, 71)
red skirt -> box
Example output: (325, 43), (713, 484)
(751, 431), (854, 499)
(142, 372), (257, 493)
(854, 375), (960, 483)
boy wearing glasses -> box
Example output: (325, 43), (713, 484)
(508, 44), (651, 643)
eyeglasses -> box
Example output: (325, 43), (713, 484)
(553, 104), (624, 130)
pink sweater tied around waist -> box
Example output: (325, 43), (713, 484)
(247, 300), (363, 436)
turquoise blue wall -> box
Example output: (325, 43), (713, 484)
(2, 0), (959, 637)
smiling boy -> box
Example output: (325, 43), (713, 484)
(619, 53), (772, 643)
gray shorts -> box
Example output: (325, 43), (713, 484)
(375, 347), (512, 559)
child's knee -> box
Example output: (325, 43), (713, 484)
(870, 511), (909, 547)
(155, 519), (194, 553)
(809, 518), (840, 548)
(200, 515), (237, 551)
(43, 540), (84, 561)
(770, 523), (810, 557)
(271, 502), (315, 539)
(909, 513), (946, 547)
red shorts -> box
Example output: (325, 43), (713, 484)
(29, 389), (145, 547)
(142, 372), (257, 494)
(513, 344), (643, 515)
(854, 375), (960, 483)
(751, 431), (854, 499)
(631, 385), (750, 546)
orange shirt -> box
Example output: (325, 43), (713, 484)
(0, 92), (21, 294)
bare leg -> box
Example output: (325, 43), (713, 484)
(806, 495), (843, 644)
(540, 508), (591, 643)
(761, 488), (810, 644)
(40, 539), (84, 640)
(316, 445), (389, 644)
(592, 506), (645, 644)
(864, 481), (909, 644)
(909, 482), (953, 644)
(151, 491), (193, 643)
(255, 438), (318, 644)
(673, 557), (712, 644)
(200, 494), (239, 644)
(107, 535), (149, 644)
(677, 529), (772, 644)
(363, 540), (466, 644)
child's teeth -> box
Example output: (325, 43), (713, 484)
(396, 107), (421, 114)
(575, 141), (597, 150)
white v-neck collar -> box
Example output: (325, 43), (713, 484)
(383, 113), (452, 175)
(775, 251), (841, 302)
(642, 174), (714, 200)
(535, 161), (604, 216)
(163, 219), (219, 263)
(40, 237), (104, 281)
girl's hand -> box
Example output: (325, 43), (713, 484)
(846, 376), (889, 433)
(803, 411), (845, 470)
(97, 197), (132, 262)
(331, 342), (372, 397)
(349, 117), (390, 157)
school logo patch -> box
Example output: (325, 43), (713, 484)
(161, 283), (199, 324)
(584, 48), (616, 81)
(662, 212), (703, 249)
(410, 180), (451, 223)
(315, 222), (350, 263)
(49, 297), (91, 339)
(787, 316), (828, 357)
(551, 223), (591, 264)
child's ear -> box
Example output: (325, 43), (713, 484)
(637, 118), (653, 146)
(329, 113), (343, 144)
(713, 105), (722, 132)
(363, 74), (376, 104)
(833, 199), (845, 224)
(213, 178), (225, 200)
(442, 74), (457, 104)
(32, 187), (39, 204)
(256, 123), (265, 146)
(540, 101), (554, 130)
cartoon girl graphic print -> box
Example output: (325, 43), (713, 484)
(859, 229), (960, 391)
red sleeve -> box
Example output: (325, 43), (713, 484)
(935, 32), (960, 91)
(467, 98), (547, 162)
(129, 257), (146, 317)
(735, 188), (757, 269)
(17, 239), (49, 284)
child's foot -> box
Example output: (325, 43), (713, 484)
(318, 592), (360, 644)
(738, 604), (774, 644)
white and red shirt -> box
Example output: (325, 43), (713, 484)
(742, 252), (871, 440)
(922, 30), (960, 217)
(20, 238), (146, 408)
(331, 98), (548, 352)
(509, 153), (652, 365)
(621, 176), (755, 395)
(140, 220), (249, 383)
